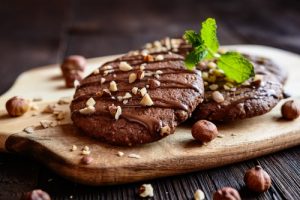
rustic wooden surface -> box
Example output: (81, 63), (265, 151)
(1, 45), (300, 187)
(0, 0), (300, 199)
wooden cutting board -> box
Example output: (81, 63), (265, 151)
(0, 45), (300, 186)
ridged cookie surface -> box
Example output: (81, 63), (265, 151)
(70, 52), (204, 146)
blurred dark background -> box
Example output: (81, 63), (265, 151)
(0, 0), (299, 95)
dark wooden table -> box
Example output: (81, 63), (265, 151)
(1, 0), (300, 199)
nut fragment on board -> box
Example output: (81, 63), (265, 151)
(128, 153), (141, 159)
(40, 120), (58, 128)
(82, 146), (91, 155)
(117, 151), (125, 157)
(70, 145), (77, 151)
(23, 126), (35, 134)
(139, 184), (154, 198)
(194, 189), (205, 200)
(58, 96), (72, 105)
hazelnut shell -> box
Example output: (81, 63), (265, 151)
(244, 165), (271, 193)
(6, 96), (30, 117)
(281, 100), (300, 120)
(192, 120), (218, 143)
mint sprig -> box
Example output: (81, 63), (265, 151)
(184, 18), (254, 83)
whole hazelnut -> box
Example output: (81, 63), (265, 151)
(61, 55), (86, 72)
(213, 187), (241, 200)
(244, 165), (271, 193)
(21, 189), (51, 200)
(6, 96), (30, 117)
(192, 120), (218, 143)
(281, 100), (300, 120)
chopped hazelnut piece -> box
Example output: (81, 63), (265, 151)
(140, 94), (154, 106)
(74, 80), (80, 88)
(140, 87), (147, 96)
(129, 73), (137, 83)
(117, 151), (124, 157)
(212, 91), (224, 103)
(194, 189), (205, 200)
(79, 106), (96, 115)
(115, 106), (122, 120)
(209, 84), (219, 91)
(132, 87), (139, 95)
(71, 145), (77, 151)
(58, 97), (72, 105)
(119, 61), (133, 71)
(86, 97), (96, 107)
(30, 104), (39, 111)
(128, 153), (141, 159)
(140, 64), (146, 70)
(160, 125), (171, 136)
(93, 69), (100, 75)
(42, 104), (56, 114)
(143, 55), (154, 62)
(100, 78), (106, 84)
(141, 49), (149, 56)
(55, 111), (66, 120)
(137, 70), (145, 80)
(156, 70), (163, 75)
(139, 184), (154, 198)
(109, 81), (118, 92)
(123, 92), (132, 99)
(103, 69), (114, 76)
(123, 99), (128, 104)
(102, 65), (112, 70)
(40, 120), (57, 128)
(82, 148), (91, 155)
(208, 61), (217, 69)
(155, 54), (164, 61)
(23, 126), (35, 134)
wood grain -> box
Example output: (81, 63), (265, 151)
(1, 45), (300, 185)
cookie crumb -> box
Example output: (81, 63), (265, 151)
(128, 153), (141, 159)
(139, 184), (154, 198)
(217, 134), (225, 138)
(32, 97), (43, 102)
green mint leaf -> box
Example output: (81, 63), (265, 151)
(184, 46), (208, 70)
(201, 18), (219, 59)
(217, 52), (255, 83)
(183, 30), (202, 47)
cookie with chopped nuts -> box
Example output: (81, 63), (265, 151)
(70, 51), (204, 146)
(192, 58), (284, 121)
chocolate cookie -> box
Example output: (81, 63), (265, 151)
(192, 60), (284, 121)
(70, 52), (204, 146)
(140, 38), (286, 121)
(138, 38), (288, 84)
